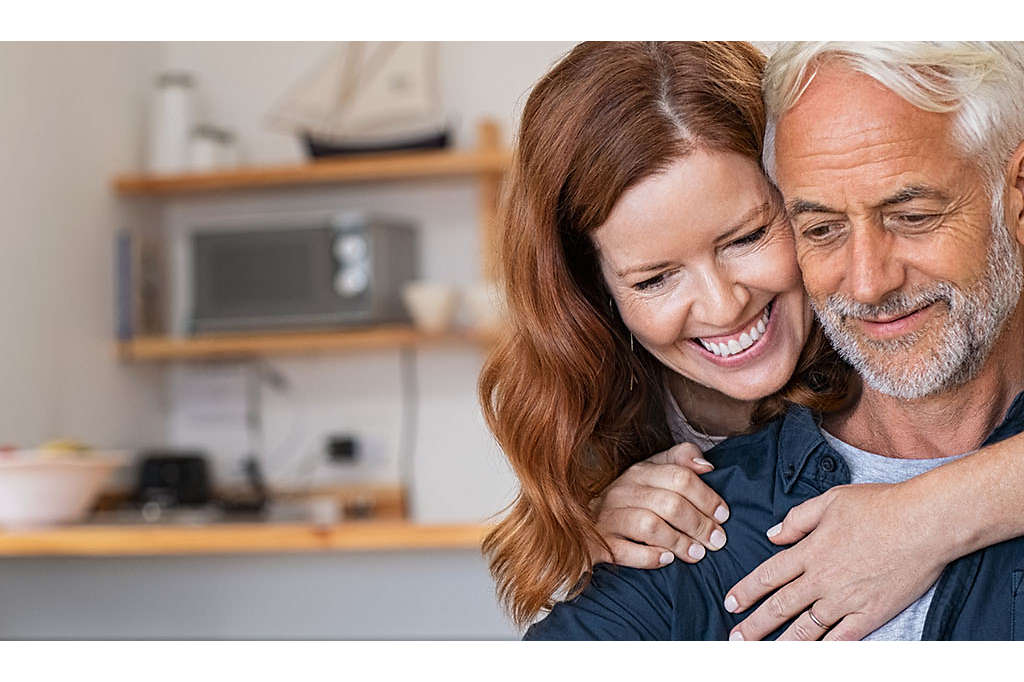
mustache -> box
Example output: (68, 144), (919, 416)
(817, 284), (956, 321)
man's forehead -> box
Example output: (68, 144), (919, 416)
(776, 63), (952, 154)
(773, 62), (963, 204)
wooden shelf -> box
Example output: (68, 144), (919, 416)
(0, 521), (490, 557)
(114, 148), (511, 197)
(118, 325), (499, 361)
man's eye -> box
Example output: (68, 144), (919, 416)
(801, 222), (840, 241)
(729, 225), (768, 248)
(633, 273), (666, 292)
(890, 213), (938, 229)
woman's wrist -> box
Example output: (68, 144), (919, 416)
(893, 458), (1003, 565)
(889, 473), (975, 566)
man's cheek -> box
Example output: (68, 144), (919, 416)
(796, 252), (833, 300)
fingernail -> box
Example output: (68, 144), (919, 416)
(729, 630), (744, 641)
(659, 551), (674, 566)
(709, 529), (727, 550)
(766, 523), (782, 538)
(724, 595), (739, 613)
(693, 458), (714, 469)
(687, 543), (705, 560)
(714, 505), (729, 523)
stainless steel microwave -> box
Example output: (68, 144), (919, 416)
(190, 212), (418, 333)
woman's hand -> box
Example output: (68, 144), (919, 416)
(589, 442), (731, 569)
(722, 483), (949, 641)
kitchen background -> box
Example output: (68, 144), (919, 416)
(0, 41), (576, 639)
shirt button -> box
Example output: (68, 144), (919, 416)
(820, 455), (837, 473)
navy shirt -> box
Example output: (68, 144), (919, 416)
(525, 393), (1024, 640)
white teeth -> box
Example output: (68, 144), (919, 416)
(697, 302), (774, 358)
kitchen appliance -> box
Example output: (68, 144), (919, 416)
(189, 212), (418, 333)
(134, 451), (212, 508)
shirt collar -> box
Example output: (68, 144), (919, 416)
(778, 390), (1024, 493)
(777, 405), (827, 494)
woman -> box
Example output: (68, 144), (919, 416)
(480, 41), (1024, 640)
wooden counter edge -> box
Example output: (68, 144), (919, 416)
(0, 521), (491, 557)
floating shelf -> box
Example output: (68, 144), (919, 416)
(0, 521), (490, 557)
(114, 148), (511, 197)
(117, 325), (499, 361)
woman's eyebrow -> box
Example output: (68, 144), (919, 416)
(613, 201), (773, 279)
(716, 201), (772, 242)
(615, 260), (674, 279)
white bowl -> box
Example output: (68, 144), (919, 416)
(0, 452), (126, 527)
(402, 281), (458, 333)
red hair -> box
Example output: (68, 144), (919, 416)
(479, 42), (849, 627)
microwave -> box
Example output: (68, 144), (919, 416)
(189, 212), (418, 333)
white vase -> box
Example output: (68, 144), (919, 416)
(146, 72), (196, 175)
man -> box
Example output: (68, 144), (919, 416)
(525, 42), (1024, 640)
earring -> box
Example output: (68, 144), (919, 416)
(610, 296), (637, 391)
(629, 333), (636, 392)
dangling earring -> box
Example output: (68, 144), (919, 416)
(610, 296), (637, 391)
(629, 333), (636, 392)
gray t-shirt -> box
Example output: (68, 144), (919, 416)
(820, 428), (967, 640)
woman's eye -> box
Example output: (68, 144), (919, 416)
(729, 225), (768, 248)
(633, 273), (666, 292)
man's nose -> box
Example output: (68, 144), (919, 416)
(845, 223), (905, 305)
(691, 266), (749, 329)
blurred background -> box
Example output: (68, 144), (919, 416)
(0, 41), (576, 639)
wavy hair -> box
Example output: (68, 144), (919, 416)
(480, 41), (850, 628)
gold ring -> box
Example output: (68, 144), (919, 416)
(807, 608), (830, 630)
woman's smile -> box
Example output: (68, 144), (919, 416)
(691, 298), (774, 362)
(594, 150), (812, 404)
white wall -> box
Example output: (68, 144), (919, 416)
(152, 42), (575, 523)
(0, 42), (165, 453)
(0, 41), (576, 639)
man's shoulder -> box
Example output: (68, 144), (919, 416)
(701, 411), (791, 479)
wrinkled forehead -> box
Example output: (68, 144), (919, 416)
(773, 63), (965, 201)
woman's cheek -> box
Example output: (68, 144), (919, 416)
(633, 294), (690, 348)
(743, 241), (802, 291)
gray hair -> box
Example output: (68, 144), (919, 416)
(762, 42), (1024, 192)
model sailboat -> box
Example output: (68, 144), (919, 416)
(268, 42), (450, 158)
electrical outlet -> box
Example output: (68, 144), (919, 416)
(326, 434), (359, 463)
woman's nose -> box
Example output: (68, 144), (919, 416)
(689, 267), (749, 330)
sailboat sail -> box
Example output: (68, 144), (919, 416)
(269, 42), (447, 147)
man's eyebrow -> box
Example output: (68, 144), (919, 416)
(786, 199), (835, 217)
(786, 186), (953, 217)
(877, 185), (951, 207)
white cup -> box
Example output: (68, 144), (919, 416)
(402, 281), (458, 333)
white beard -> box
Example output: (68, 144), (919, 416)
(812, 196), (1024, 400)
